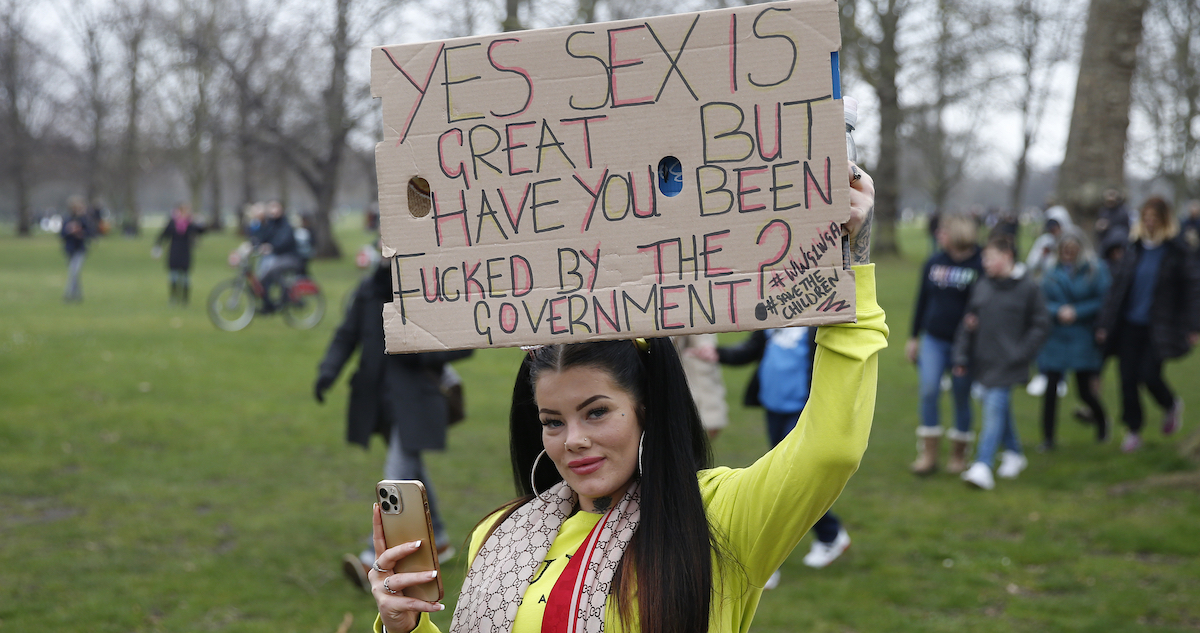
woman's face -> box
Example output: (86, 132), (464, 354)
(1141, 207), (1161, 233)
(535, 365), (641, 512)
(1059, 240), (1080, 265)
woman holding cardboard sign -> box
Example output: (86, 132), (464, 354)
(366, 164), (886, 633)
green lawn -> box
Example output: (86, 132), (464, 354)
(1, 221), (1197, 632)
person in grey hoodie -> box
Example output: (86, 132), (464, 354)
(953, 234), (1050, 490)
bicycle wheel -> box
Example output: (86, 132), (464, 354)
(282, 276), (326, 329)
(208, 278), (256, 331)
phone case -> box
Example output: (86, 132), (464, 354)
(377, 480), (444, 602)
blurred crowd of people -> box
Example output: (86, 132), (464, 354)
(908, 192), (1200, 491)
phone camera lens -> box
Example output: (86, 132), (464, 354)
(379, 488), (388, 498)
(381, 501), (391, 512)
(389, 495), (399, 506)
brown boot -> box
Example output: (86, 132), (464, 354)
(911, 435), (940, 475)
(947, 439), (970, 474)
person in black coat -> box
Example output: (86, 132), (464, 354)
(61, 195), (96, 302)
(314, 260), (472, 589)
(1096, 197), (1200, 452)
(154, 203), (206, 305)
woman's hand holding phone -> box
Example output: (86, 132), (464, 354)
(370, 503), (446, 633)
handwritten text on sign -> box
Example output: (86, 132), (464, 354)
(370, 0), (855, 352)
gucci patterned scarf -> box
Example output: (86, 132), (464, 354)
(450, 481), (641, 633)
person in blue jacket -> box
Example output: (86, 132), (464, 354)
(1036, 228), (1111, 450)
(704, 326), (851, 586)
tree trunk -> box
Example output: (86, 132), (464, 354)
(208, 136), (224, 230)
(119, 27), (144, 236)
(237, 96), (255, 233)
(502, 0), (522, 31)
(871, 0), (902, 256)
(1055, 0), (1148, 225)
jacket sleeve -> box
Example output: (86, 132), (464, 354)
(716, 330), (767, 366)
(1017, 282), (1051, 364)
(952, 286), (978, 368)
(1072, 266), (1110, 321)
(1041, 275), (1065, 321)
(698, 264), (887, 586)
(1184, 244), (1200, 334)
(317, 287), (366, 382)
(1097, 247), (1133, 333)
(156, 222), (171, 245)
(910, 260), (932, 338)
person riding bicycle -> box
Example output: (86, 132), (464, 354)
(253, 200), (304, 313)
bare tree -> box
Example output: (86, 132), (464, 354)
(60, 0), (114, 206)
(1132, 0), (1200, 207)
(1056, 0), (1148, 224)
(1004, 0), (1079, 212)
(903, 0), (999, 214)
(840, 0), (908, 255)
(0, 1), (60, 236)
(164, 0), (223, 229)
(112, 0), (153, 235)
(256, 0), (402, 258)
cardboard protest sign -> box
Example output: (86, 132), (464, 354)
(371, 0), (855, 352)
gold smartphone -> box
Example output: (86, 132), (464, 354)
(377, 480), (444, 602)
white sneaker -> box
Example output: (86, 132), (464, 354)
(1026, 374), (1048, 396)
(962, 462), (994, 490)
(802, 529), (851, 568)
(764, 569), (781, 590)
(996, 451), (1027, 479)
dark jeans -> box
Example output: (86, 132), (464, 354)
(766, 409), (840, 544)
(1043, 370), (1107, 443)
(1117, 323), (1175, 433)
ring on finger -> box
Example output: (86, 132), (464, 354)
(372, 560), (390, 574)
(383, 576), (399, 595)
(851, 166), (862, 182)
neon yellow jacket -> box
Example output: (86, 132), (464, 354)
(386, 263), (888, 633)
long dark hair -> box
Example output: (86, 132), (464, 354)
(508, 338), (718, 633)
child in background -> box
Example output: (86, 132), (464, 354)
(954, 234), (1050, 490)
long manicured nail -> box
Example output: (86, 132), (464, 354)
(436, 603), (446, 611)
(411, 540), (422, 548)
(430, 570), (438, 578)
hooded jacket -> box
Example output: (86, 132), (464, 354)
(953, 267), (1049, 388)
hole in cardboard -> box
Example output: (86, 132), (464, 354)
(657, 156), (683, 197)
(407, 177), (432, 218)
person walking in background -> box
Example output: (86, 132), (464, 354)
(1095, 188), (1133, 249)
(153, 202), (206, 306)
(1026, 205), (1075, 280)
(1096, 197), (1200, 452)
(906, 215), (983, 475)
(701, 326), (852, 586)
(313, 256), (472, 591)
(672, 334), (729, 439)
(1181, 200), (1200, 251)
(1036, 228), (1111, 450)
(60, 195), (96, 303)
(954, 234), (1049, 491)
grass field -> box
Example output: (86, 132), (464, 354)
(1, 221), (1198, 632)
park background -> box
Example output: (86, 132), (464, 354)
(2, 217), (1198, 632)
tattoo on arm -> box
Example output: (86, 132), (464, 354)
(591, 496), (612, 514)
(851, 205), (874, 265)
